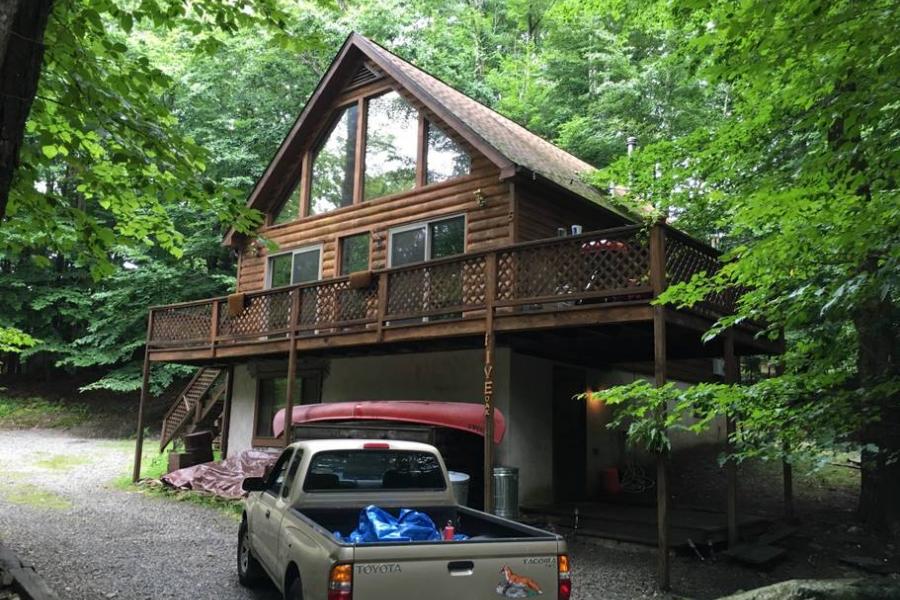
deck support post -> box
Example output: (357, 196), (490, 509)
(724, 331), (740, 547)
(283, 289), (301, 447)
(483, 252), (497, 514)
(132, 313), (154, 483)
(221, 366), (234, 459)
(650, 224), (670, 591)
(783, 444), (795, 522)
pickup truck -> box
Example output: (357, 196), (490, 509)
(238, 439), (571, 600)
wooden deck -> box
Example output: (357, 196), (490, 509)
(520, 502), (771, 549)
(146, 224), (776, 364)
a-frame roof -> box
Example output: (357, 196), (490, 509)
(228, 33), (632, 244)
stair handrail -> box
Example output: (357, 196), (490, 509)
(159, 368), (219, 452)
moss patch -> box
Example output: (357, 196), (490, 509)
(0, 395), (88, 429)
(0, 483), (72, 510)
(34, 454), (91, 471)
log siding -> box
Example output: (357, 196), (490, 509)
(237, 65), (513, 292)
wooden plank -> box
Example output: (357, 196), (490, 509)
(483, 252), (497, 514)
(352, 95), (367, 206)
(650, 222), (670, 591)
(0, 543), (60, 600)
(723, 543), (786, 566)
(220, 366), (234, 459)
(133, 313), (153, 483)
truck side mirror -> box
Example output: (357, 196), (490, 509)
(242, 476), (266, 492)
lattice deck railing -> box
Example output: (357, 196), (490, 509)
(147, 224), (731, 350)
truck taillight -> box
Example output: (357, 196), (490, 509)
(558, 554), (571, 600)
(328, 563), (352, 600)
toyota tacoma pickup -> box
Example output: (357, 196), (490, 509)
(238, 439), (571, 600)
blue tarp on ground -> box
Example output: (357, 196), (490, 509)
(333, 505), (468, 543)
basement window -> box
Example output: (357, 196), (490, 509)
(254, 373), (322, 443)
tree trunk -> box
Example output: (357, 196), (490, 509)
(0, 0), (54, 221)
(856, 292), (900, 537)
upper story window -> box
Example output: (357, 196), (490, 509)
(299, 85), (472, 220)
(267, 245), (322, 288)
(364, 91), (418, 200)
(272, 182), (300, 225)
(389, 215), (465, 267)
(340, 233), (370, 275)
(309, 104), (358, 216)
(426, 123), (471, 184)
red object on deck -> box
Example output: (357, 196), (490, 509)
(600, 467), (622, 494)
(273, 401), (506, 443)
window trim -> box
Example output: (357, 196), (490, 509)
(387, 214), (467, 268)
(264, 243), (324, 289)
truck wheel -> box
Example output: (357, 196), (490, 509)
(286, 577), (303, 600)
(238, 520), (263, 587)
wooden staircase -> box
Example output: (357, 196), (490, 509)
(160, 367), (226, 451)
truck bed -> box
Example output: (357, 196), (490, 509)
(298, 505), (558, 544)
(297, 505), (564, 600)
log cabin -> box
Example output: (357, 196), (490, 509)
(135, 33), (778, 514)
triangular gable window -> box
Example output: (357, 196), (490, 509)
(299, 87), (471, 219)
(272, 182), (300, 225)
(426, 122), (471, 184)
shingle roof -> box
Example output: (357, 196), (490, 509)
(355, 35), (634, 221)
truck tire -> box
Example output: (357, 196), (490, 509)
(286, 577), (303, 600)
(238, 520), (264, 587)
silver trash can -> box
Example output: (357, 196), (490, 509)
(492, 466), (519, 519)
(448, 471), (470, 506)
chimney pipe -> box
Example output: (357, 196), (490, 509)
(627, 136), (638, 157)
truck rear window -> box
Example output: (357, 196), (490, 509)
(303, 450), (446, 491)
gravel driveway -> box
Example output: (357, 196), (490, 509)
(2, 429), (842, 600)
(0, 429), (280, 600)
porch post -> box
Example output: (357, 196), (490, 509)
(723, 330), (740, 547)
(483, 252), (497, 513)
(132, 312), (153, 483)
(777, 364), (795, 521)
(283, 289), (301, 447)
(783, 441), (795, 521)
(650, 223), (670, 591)
(220, 366), (234, 459)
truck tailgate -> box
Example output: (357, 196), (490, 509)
(351, 539), (561, 599)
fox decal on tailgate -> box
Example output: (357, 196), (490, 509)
(496, 565), (543, 597)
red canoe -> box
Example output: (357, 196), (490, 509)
(273, 401), (506, 443)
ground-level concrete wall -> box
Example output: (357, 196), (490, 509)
(226, 363), (256, 455)
(224, 349), (726, 506)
